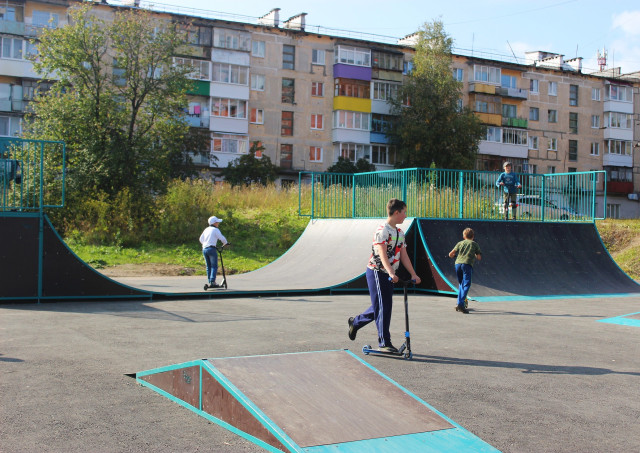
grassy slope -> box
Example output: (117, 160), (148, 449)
(596, 219), (640, 281)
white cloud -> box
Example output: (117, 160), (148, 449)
(612, 11), (640, 36)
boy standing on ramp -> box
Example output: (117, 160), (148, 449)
(348, 199), (421, 352)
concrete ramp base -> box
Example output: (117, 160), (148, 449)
(136, 350), (498, 452)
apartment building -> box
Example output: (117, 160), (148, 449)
(1, 1), (638, 216)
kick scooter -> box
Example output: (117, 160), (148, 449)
(362, 278), (415, 360)
(203, 243), (230, 291)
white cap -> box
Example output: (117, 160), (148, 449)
(208, 216), (222, 225)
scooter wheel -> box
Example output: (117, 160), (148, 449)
(404, 351), (413, 360)
(362, 345), (371, 355)
(203, 284), (208, 291)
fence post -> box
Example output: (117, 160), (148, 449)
(402, 170), (407, 202)
(541, 175), (546, 222)
(352, 173), (356, 218)
(458, 171), (464, 219)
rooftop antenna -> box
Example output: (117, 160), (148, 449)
(507, 40), (518, 63)
(597, 47), (607, 71)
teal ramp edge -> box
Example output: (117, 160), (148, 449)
(598, 312), (640, 327)
(136, 350), (499, 453)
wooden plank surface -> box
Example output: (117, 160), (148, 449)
(209, 351), (452, 448)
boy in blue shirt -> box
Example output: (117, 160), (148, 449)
(496, 161), (522, 220)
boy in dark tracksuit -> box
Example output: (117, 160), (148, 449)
(347, 199), (421, 352)
(449, 228), (482, 314)
(496, 161), (522, 220)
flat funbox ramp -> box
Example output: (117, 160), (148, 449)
(418, 219), (640, 299)
(136, 350), (498, 452)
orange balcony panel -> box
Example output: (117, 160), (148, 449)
(475, 112), (502, 126)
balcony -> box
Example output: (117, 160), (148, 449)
(607, 181), (634, 195)
(474, 112), (501, 126)
(0, 20), (25, 35)
(469, 83), (496, 94)
(502, 117), (528, 128)
(496, 86), (528, 99)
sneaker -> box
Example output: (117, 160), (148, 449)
(455, 306), (470, 314)
(464, 297), (469, 309)
(348, 317), (357, 341)
(379, 345), (398, 353)
(211, 282), (220, 288)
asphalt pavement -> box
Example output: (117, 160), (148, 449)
(2, 292), (640, 452)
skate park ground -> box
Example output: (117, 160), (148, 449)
(2, 292), (640, 452)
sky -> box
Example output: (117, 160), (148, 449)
(143, 0), (640, 74)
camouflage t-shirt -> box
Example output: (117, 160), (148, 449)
(367, 223), (406, 273)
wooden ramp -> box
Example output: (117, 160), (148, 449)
(136, 350), (498, 452)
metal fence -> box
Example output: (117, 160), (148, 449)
(298, 168), (606, 222)
(0, 137), (66, 212)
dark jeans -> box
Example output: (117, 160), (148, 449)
(455, 263), (473, 307)
(353, 268), (395, 347)
(203, 246), (218, 284)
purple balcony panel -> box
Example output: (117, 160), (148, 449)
(333, 64), (372, 81)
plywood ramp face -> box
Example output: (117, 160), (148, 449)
(138, 365), (200, 409)
(209, 350), (452, 448)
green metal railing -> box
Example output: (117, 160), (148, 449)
(0, 137), (66, 212)
(299, 168), (606, 222)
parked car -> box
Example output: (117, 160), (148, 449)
(496, 195), (571, 220)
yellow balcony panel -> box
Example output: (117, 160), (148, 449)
(475, 112), (502, 126)
(333, 96), (371, 113)
(469, 83), (496, 94)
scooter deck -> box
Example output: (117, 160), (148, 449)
(362, 343), (412, 360)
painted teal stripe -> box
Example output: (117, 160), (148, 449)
(474, 292), (640, 302)
(302, 428), (500, 452)
(201, 360), (303, 453)
(136, 359), (202, 378)
(598, 312), (640, 327)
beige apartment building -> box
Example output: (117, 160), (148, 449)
(1, 1), (639, 216)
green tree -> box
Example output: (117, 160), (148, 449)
(327, 157), (376, 173)
(25, 4), (195, 199)
(389, 19), (485, 169)
(222, 141), (278, 187)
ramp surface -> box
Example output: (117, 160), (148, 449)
(136, 350), (498, 452)
(417, 219), (640, 299)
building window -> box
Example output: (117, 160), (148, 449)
(502, 128), (528, 145)
(372, 81), (399, 101)
(547, 166), (556, 174)
(371, 114), (393, 133)
(590, 142), (600, 156)
(281, 111), (293, 136)
(0, 115), (21, 136)
(252, 40), (265, 58)
(501, 74), (517, 89)
(311, 81), (324, 97)
(606, 85), (633, 102)
(0, 36), (24, 59)
(281, 78), (295, 103)
(250, 74), (265, 91)
(333, 111), (370, 130)
(569, 84), (578, 106)
(592, 88), (600, 101)
(606, 112), (632, 129)
(338, 143), (369, 162)
(310, 114), (323, 130)
(548, 138), (557, 151)
(280, 144), (293, 169)
(211, 98), (247, 118)
(529, 136), (538, 150)
(452, 68), (463, 81)
(529, 107), (539, 121)
(212, 63), (249, 85)
(33, 10), (59, 28)
(548, 81), (557, 96)
(606, 140), (632, 155)
(309, 146), (323, 162)
(174, 57), (211, 81)
(548, 109), (557, 123)
(485, 126), (501, 142)
(591, 115), (600, 128)
(211, 134), (249, 154)
(282, 44), (295, 70)
(502, 104), (516, 118)
(312, 49), (325, 65)
(335, 78), (370, 98)
(372, 51), (403, 71)
(403, 61), (414, 75)
(568, 140), (578, 161)
(213, 28), (250, 51)
(371, 144), (395, 165)
(250, 108), (264, 124)
(605, 166), (633, 183)
(473, 65), (500, 84)
(335, 45), (371, 66)
(530, 79), (539, 93)
(569, 112), (578, 134)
